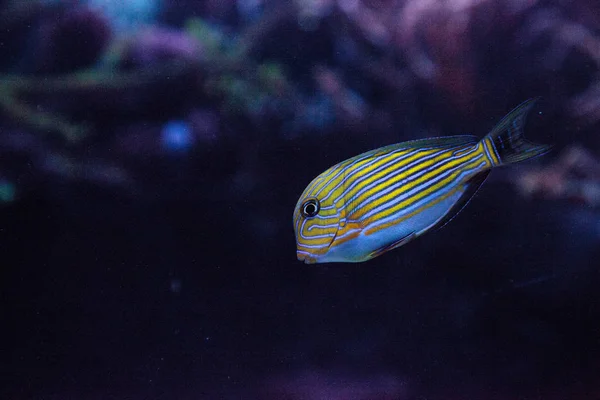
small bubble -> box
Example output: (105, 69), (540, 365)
(170, 278), (182, 294)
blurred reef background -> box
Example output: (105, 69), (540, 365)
(1, 0), (600, 399)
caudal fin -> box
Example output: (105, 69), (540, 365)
(481, 98), (552, 166)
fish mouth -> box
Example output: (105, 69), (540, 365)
(297, 251), (317, 264)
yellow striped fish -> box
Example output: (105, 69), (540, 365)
(293, 99), (550, 264)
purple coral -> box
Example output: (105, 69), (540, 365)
(516, 146), (600, 207)
(122, 26), (203, 68)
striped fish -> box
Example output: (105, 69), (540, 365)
(293, 99), (550, 264)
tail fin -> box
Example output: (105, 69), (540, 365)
(481, 98), (552, 166)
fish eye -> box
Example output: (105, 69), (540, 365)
(301, 198), (320, 218)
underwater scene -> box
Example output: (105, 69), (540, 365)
(1, 0), (600, 398)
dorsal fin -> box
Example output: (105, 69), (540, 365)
(342, 135), (479, 165)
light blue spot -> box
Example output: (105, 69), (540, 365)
(0, 180), (15, 203)
(161, 120), (193, 151)
(86, 0), (162, 34)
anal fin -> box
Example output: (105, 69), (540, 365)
(433, 170), (490, 230)
(368, 231), (416, 260)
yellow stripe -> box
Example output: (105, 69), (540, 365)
(307, 146), (411, 196)
(483, 137), (500, 165)
(332, 148), (442, 208)
(309, 148), (417, 202)
(363, 179), (463, 235)
(343, 148), (458, 219)
(297, 235), (332, 249)
(303, 148), (425, 218)
(362, 156), (486, 230)
(350, 149), (479, 221)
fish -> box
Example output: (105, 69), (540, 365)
(293, 99), (551, 264)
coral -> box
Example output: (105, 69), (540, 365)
(0, 0), (598, 196)
(519, 6), (600, 124)
(0, 59), (197, 142)
(516, 146), (600, 207)
(119, 26), (204, 68)
(335, 0), (600, 120)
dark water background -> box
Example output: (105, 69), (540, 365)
(1, 1), (600, 399)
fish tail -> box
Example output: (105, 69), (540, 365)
(481, 98), (552, 167)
